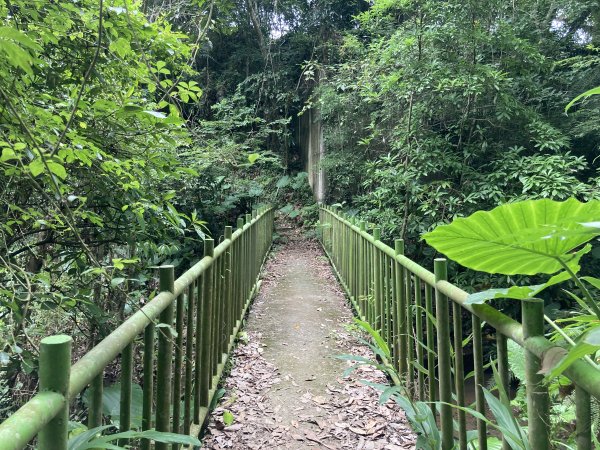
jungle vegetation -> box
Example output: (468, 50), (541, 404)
(1, 0), (599, 445)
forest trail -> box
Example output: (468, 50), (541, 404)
(202, 223), (416, 450)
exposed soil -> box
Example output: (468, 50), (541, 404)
(202, 222), (416, 449)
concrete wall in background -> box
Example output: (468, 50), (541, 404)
(298, 108), (326, 202)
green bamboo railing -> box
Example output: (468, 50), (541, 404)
(0, 206), (274, 450)
(319, 205), (600, 450)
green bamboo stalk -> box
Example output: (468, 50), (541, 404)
(390, 245), (398, 366)
(425, 284), (436, 403)
(236, 217), (244, 328)
(406, 269), (414, 387)
(225, 226), (233, 352)
(156, 265), (175, 450)
(87, 372), (103, 429)
(141, 322), (155, 450)
(184, 282), (195, 434)
(384, 255), (392, 348)
(434, 258), (453, 450)
(211, 255), (220, 378)
(373, 228), (382, 332)
(118, 342), (133, 446)
(453, 301), (466, 450)
(496, 332), (510, 450)
(213, 254), (221, 376)
(473, 315), (487, 450)
(172, 291), (185, 447)
(522, 298), (549, 450)
(200, 239), (214, 406)
(38, 335), (72, 450)
(415, 277), (425, 401)
(576, 386), (592, 450)
(395, 239), (407, 378)
(359, 222), (366, 320)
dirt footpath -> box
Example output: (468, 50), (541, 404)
(202, 224), (416, 450)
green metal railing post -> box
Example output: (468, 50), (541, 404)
(522, 298), (550, 450)
(156, 265), (175, 450)
(38, 335), (72, 450)
(434, 258), (453, 450)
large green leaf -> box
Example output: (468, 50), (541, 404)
(422, 198), (600, 275)
(544, 326), (600, 379)
(465, 271), (571, 304)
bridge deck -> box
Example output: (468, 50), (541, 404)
(202, 224), (415, 449)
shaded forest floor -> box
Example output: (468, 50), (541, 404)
(201, 223), (416, 449)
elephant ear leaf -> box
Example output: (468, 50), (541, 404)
(422, 198), (600, 275)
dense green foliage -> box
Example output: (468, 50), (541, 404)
(317, 0), (600, 258)
(1, 0), (599, 444)
(0, 0), (358, 418)
(0, 1), (208, 402)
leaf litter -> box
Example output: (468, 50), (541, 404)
(202, 221), (416, 449)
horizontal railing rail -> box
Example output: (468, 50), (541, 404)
(0, 206), (274, 450)
(319, 205), (599, 450)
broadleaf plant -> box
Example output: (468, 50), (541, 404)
(422, 198), (600, 276)
(423, 198), (600, 378)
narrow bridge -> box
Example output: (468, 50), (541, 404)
(0, 206), (598, 449)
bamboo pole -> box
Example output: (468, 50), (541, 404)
(522, 298), (549, 450)
(434, 258), (453, 449)
(473, 315), (487, 450)
(118, 342), (133, 446)
(38, 335), (72, 450)
(156, 265), (175, 450)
